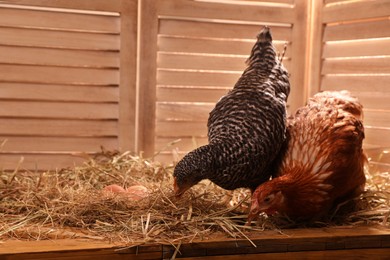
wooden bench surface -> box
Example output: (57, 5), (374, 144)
(1, 225), (390, 259)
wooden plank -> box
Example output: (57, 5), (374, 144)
(0, 46), (119, 68)
(0, 0), (122, 12)
(0, 64), (119, 85)
(0, 83), (119, 102)
(0, 27), (120, 50)
(158, 53), (291, 72)
(324, 0), (349, 4)
(158, 52), (246, 71)
(157, 0), (295, 23)
(324, 19), (390, 41)
(155, 136), (208, 152)
(0, 238), (164, 260)
(159, 19), (292, 41)
(156, 102), (214, 121)
(154, 152), (183, 164)
(0, 136), (118, 152)
(0, 101), (118, 119)
(364, 110), (390, 128)
(354, 92), (390, 110)
(157, 86), (229, 103)
(323, 0), (390, 23)
(323, 38), (390, 58)
(157, 70), (241, 87)
(365, 127), (390, 148)
(232, 0), (293, 3)
(287, 0), (309, 112)
(156, 121), (207, 137)
(117, 0), (137, 152)
(0, 6), (120, 33)
(366, 147), (390, 164)
(0, 118), (118, 136)
(136, 0), (158, 156)
(1, 226), (390, 259)
(168, 249), (390, 260)
(158, 36), (291, 57)
(221, 0), (294, 3)
(161, 226), (390, 258)
(1, 252), (162, 260)
(321, 75), (390, 93)
(0, 153), (87, 170)
(322, 57), (390, 74)
(307, 0), (324, 99)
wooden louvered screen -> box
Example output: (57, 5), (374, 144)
(138, 0), (308, 162)
(309, 0), (390, 151)
(0, 1), (137, 170)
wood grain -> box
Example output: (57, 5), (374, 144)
(364, 110), (390, 128)
(0, 153), (87, 171)
(117, 0), (138, 152)
(0, 0), (134, 171)
(156, 121), (208, 137)
(323, 0), (390, 23)
(136, 0), (159, 156)
(321, 75), (390, 93)
(158, 53), (291, 72)
(156, 102), (213, 121)
(157, 70), (241, 87)
(0, 101), (118, 119)
(0, 45), (119, 68)
(322, 57), (390, 74)
(288, 0), (309, 112)
(155, 136), (208, 152)
(0, 0), (122, 12)
(159, 19), (292, 41)
(158, 0), (295, 23)
(0, 83), (119, 102)
(158, 52), (247, 72)
(0, 64), (119, 85)
(1, 136), (118, 152)
(157, 86), (228, 103)
(158, 36), (291, 57)
(0, 118), (117, 136)
(324, 19), (390, 41)
(2, 226), (389, 259)
(323, 38), (390, 58)
(0, 6), (120, 33)
(365, 127), (390, 148)
(0, 27), (120, 50)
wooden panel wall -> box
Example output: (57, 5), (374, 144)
(309, 0), (390, 151)
(138, 0), (309, 162)
(0, 0), (137, 170)
(2, 0), (388, 170)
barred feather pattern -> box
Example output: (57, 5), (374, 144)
(174, 26), (290, 192)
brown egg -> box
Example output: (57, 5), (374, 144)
(125, 185), (149, 200)
(103, 184), (126, 193)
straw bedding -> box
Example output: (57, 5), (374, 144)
(0, 148), (389, 245)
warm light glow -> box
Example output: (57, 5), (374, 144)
(193, 0), (293, 8)
(0, 3), (119, 16)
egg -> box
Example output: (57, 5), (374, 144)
(103, 184), (126, 193)
(125, 185), (149, 200)
(102, 184), (149, 201)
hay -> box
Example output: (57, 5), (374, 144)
(0, 148), (389, 245)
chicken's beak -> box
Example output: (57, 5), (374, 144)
(246, 199), (261, 226)
(173, 178), (189, 197)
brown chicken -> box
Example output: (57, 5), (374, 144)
(248, 91), (367, 222)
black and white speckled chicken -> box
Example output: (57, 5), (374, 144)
(173, 26), (290, 196)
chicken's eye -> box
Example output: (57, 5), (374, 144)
(263, 194), (274, 204)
